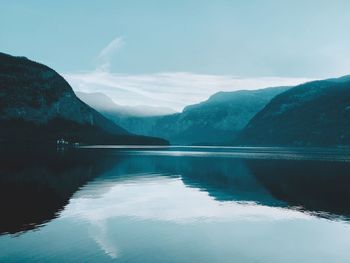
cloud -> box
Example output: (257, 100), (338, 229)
(64, 35), (313, 111)
(64, 71), (312, 112)
(96, 37), (124, 71)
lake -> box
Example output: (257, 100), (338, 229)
(1, 146), (350, 262)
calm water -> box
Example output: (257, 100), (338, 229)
(1, 146), (350, 262)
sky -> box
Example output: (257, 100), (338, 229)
(1, 1), (350, 111)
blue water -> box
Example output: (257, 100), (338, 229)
(1, 146), (350, 262)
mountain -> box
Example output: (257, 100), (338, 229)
(0, 52), (168, 145)
(239, 76), (350, 146)
(106, 86), (290, 145)
(76, 91), (176, 117)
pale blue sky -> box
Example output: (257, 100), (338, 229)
(1, 1), (350, 110)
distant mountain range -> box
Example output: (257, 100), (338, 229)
(239, 75), (350, 146)
(0, 52), (168, 145)
(2, 52), (350, 147)
(76, 91), (176, 117)
(81, 74), (350, 147)
(88, 86), (290, 145)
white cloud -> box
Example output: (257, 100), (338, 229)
(96, 37), (124, 71)
(64, 35), (313, 111)
(64, 71), (312, 112)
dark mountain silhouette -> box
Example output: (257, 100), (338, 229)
(0, 52), (167, 145)
(239, 76), (350, 146)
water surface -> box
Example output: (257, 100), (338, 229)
(1, 146), (350, 262)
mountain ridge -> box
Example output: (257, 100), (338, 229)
(92, 86), (291, 145)
(0, 52), (168, 145)
(239, 75), (350, 146)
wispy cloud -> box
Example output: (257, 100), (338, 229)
(65, 71), (312, 112)
(65, 36), (312, 111)
(96, 37), (124, 71)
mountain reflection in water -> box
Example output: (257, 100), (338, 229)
(0, 148), (350, 262)
(1, 146), (350, 236)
